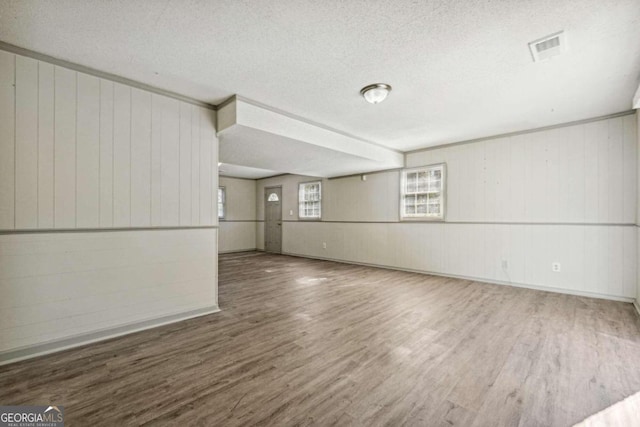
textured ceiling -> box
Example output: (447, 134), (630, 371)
(0, 0), (639, 152)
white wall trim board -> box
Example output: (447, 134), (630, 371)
(405, 110), (636, 155)
(219, 220), (257, 223)
(0, 225), (219, 234)
(259, 173), (291, 180)
(282, 252), (636, 304)
(278, 220), (635, 226)
(219, 175), (258, 181)
(0, 305), (220, 366)
(0, 41), (216, 110)
(233, 173), (291, 182)
(219, 248), (258, 254)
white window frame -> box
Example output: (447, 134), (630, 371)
(400, 163), (446, 221)
(298, 181), (322, 220)
(218, 186), (226, 220)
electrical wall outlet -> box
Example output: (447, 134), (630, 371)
(552, 262), (561, 272)
(501, 260), (508, 270)
(289, 210), (293, 216)
(322, 242), (327, 249)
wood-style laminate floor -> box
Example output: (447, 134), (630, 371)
(2, 252), (640, 426)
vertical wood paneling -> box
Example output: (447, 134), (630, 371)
(99, 79), (114, 227)
(1, 51), (221, 357)
(191, 105), (201, 225)
(406, 116), (635, 226)
(508, 135), (527, 220)
(442, 147), (458, 221)
(544, 128), (560, 222)
(526, 133), (546, 221)
(161, 97), (180, 225)
(179, 102), (192, 225)
(150, 94), (163, 226)
(199, 108), (213, 225)
(282, 220), (635, 299)
(557, 126), (585, 222)
(470, 142), (485, 221)
(0, 51), (16, 229)
(14, 56), (39, 229)
(583, 121), (601, 223)
(0, 228), (218, 353)
(454, 146), (470, 221)
(604, 227), (623, 296)
(53, 66), (76, 228)
(76, 73), (100, 228)
(455, 146), (469, 221)
(607, 118), (624, 223)
(595, 120), (611, 222)
(219, 222), (257, 252)
(622, 115), (636, 224)
(622, 225), (636, 297)
(493, 140), (509, 222)
(276, 114), (639, 301)
(38, 62), (55, 228)
(483, 140), (499, 221)
(113, 83), (131, 227)
(130, 89), (152, 226)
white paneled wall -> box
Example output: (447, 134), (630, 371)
(259, 113), (638, 301)
(283, 222), (636, 300)
(218, 177), (257, 252)
(0, 50), (218, 230)
(407, 115), (637, 224)
(219, 222), (257, 252)
(0, 52), (15, 228)
(324, 172), (400, 222)
(0, 229), (218, 352)
(0, 49), (219, 361)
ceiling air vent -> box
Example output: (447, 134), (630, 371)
(529, 31), (566, 62)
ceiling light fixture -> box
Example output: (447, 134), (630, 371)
(360, 83), (392, 104)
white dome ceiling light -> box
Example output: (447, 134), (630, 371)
(360, 83), (392, 104)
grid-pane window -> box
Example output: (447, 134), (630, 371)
(298, 181), (321, 219)
(401, 164), (445, 220)
(218, 187), (225, 219)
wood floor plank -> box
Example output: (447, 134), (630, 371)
(1, 252), (639, 426)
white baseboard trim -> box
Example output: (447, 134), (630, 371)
(0, 305), (220, 366)
(633, 301), (640, 317)
(282, 252), (635, 304)
(219, 248), (258, 254)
